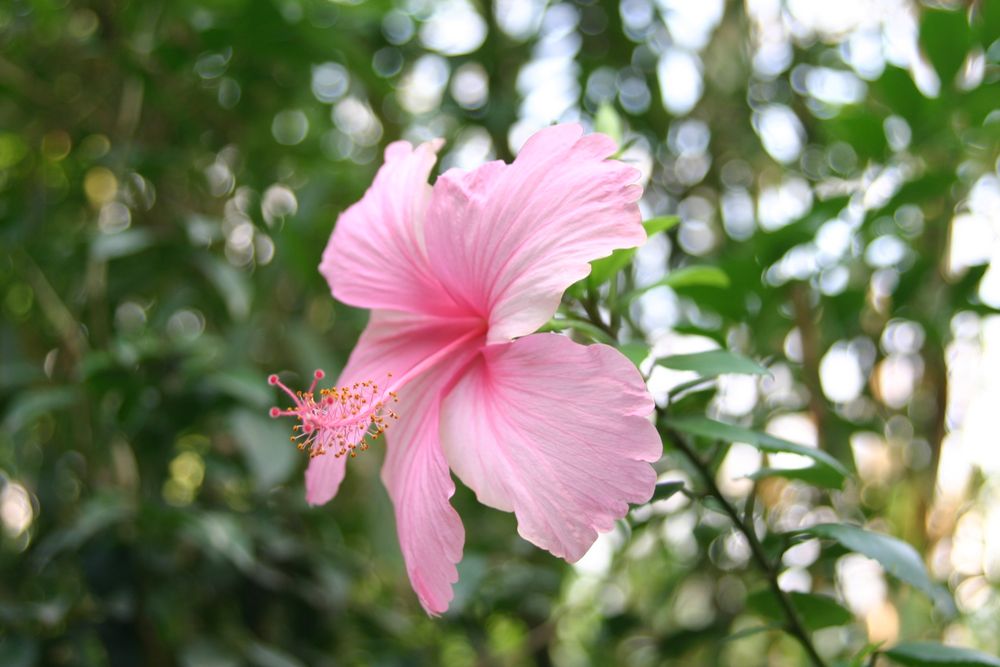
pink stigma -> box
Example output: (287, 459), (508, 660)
(265, 369), (399, 459)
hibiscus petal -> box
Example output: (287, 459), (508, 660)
(425, 124), (645, 344)
(439, 333), (661, 561)
(319, 140), (461, 317)
(304, 310), (482, 506)
(380, 344), (482, 614)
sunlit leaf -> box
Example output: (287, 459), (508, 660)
(595, 101), (624, 146)
(643, 215), (680, 237)
(883, 641), (1000, 667)
(799, 524), (954, 613)
(747, 465), (843, 490)
(626, 266), (730, 302)
(667, 416), (849, 481)
(655, 350), (768, 377)
(745, 589), (853, 631)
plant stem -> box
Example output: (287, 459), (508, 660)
(660, 414), (828, 667)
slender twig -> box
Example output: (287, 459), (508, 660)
(660, 413), (828, 667)
(608, 274), (622, 334)
(581, 295), (616, 340)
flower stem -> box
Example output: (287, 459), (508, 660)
(659, 413), (828, 667)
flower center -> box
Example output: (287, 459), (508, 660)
(268, 370), (399, 459)
(267, 323), (487, 460)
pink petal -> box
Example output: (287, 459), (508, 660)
(303, 452), (348, 507)
(304, 310), (482, 506)
(424, 124), (645, 344)
(439, 334), (661, 561)
(319, 140), (462, 317)
(380, 341), (482, 614)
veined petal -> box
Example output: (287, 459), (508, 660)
(425, 124), (644, 344)
(320, 140), (461, 317)
(304, 310), (482, 506)
(380, 341), (482, 614)
(439, 334), (661, 562)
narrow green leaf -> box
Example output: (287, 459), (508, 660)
(745, 589), (853, 631)
(661, 266), (730, 289)
(667, 416), (850, 480)
(588, 248), (636, 286)
(655, 350), (768, 377)
(538, 318), (616, 345)
(643, 215), (680, 237)
(800, 524), (955, 614)
(626, 266), (730, 302)
(584, 216), (681, 287)
(652, 480), (685, 502)
(849, 643), (884, 667)
(594, 101), (624, 145)
(747, 465), (843, 490)
(723, 622), (782, 643)
(883, 641), (1000, 667)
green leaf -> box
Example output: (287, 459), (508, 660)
(799, 524), (955, 613)
(594, 102), (624, 145)
(538, 318), (615, 344)
(723, 622), (782, 643)
(652, 480), (685, 502)
(655, 350), (768, 377)
(745, 589), (853, 631)
(643, 215), (680, 236)
(747, 465), (843, 490)
(667, 416), (850, 482)
(586, 217), (679, 287)
(883, 641), (1000, 667)
(619, 341), (649, 367)
(849, 643), (884, 667)
(920, 7), (973, 89)
(588, 248), (636, 286)
(626, 266), (730, 302)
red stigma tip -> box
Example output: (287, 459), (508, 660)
(303, 423), (314, 433)
(269, 407), (281, 418)
(314, 369), (325, 379)
(268, 374), (279, 385)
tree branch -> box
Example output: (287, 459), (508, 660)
(660, 412), (828, 667)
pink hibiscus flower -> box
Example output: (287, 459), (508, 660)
(268, 124), (662, 614)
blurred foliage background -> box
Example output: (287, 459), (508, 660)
(1, 0), (999, 665)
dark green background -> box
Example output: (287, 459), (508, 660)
(1, 0), (999, 665)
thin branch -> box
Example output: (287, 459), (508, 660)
(660, 413), (828, 667)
